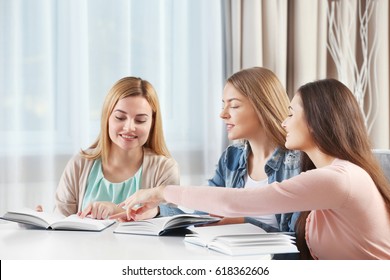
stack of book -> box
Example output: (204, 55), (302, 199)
(184, 223), (299, 256)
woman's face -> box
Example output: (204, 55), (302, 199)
(108, 95), (153, 152)
(282, 93), (315, 151)
(220, 83), (262, 141)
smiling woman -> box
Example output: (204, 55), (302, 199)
(283, 101), (315, 153)
(108, 96), (153, 158)
(0, 0), (224, 216)
(38, 77), (180, 219)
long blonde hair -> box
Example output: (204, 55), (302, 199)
(227, 67), (290, 148)
(81, 77), (171, 164)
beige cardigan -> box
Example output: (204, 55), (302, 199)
(54, 148), (180, 216)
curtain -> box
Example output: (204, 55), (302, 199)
(222, 0), (289, 87)
(0, 0), (224, 214)
(222, 0), (389, 148)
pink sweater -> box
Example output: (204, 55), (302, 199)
(164, 159), (390, 259)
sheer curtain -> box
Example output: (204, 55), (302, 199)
(222, 0), (389, 148)
(0, 0), (224, 214)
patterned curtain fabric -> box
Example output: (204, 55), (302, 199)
(222, 0), (389, 148)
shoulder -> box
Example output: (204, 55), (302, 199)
(302, 159), (365, 194)
(222, 142), (246, 160)
(328, 159), (371, 182)
(141, 148), (180, 186)
(143, 148), (178, 168)
(226, 142), (246, 152)
(282, 149), (301, 165)
(326, 159), (360, 173)
(283, 149), (301, 158)
(63, 152), (95, 174)
(69, 152), (93, 166)
(273, 160), (355, 209)
(269, 147), (301, 169)
(327, 160), (379, 209)
(216, 142), (247, 171)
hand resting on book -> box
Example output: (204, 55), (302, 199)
(78, 201), (125, 220)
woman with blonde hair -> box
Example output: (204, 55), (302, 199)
(157, 67), (301, 238)
(114, 78), (390, 259)
(39, 76), (179, 219)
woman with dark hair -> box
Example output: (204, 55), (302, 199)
(112, 79), (390, 259)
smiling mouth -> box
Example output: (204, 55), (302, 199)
(121, 134), (137, 139)
(226, 124), (234, 130)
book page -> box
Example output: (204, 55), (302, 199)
(163, 214), (220, 229)
(2, 208), (65, 228)
(114, 217), (170, 235)
(51, 214), (115, 231)
(208, 241), (299, 256)
(186, 223), (267, 243)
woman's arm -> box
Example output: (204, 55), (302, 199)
(164, 166), (350, 217)
(111, 163), (351, 221)
(55, 154), (92, 216)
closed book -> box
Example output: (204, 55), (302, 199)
(184, 223), (299, 256)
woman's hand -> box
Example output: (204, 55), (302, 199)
(78, 201), (123, 220)
(109, 186), (166, 221)
(114, 207), (160, 222)
(35, 205), (44, 212)
(196, 214), (245, 227)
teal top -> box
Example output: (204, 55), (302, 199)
(81, 159), (142, 209)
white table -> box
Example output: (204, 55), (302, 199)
(0, 219), (271, 260)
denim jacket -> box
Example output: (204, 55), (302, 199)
(208, 142), (301, 233)
(160, 143), (301, 232)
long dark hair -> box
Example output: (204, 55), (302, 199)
(294, 78), (390, 259)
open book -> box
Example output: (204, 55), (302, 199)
(1, 207), (115, 232)
(184, 223), (299, 256)
(114, 214), (221, 236)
